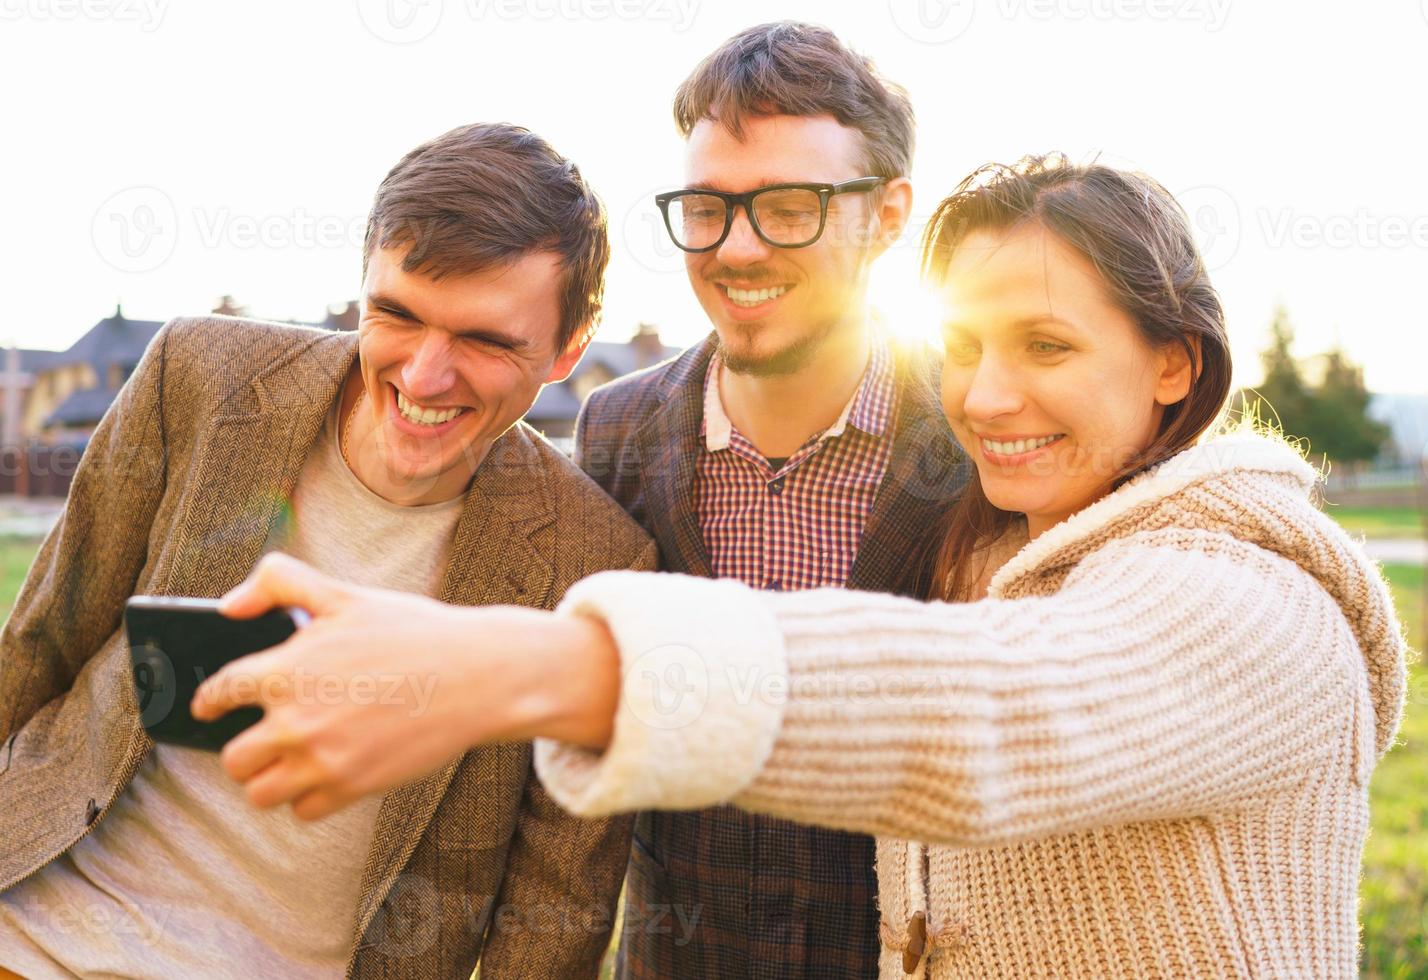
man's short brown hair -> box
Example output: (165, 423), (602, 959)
(673, 21), (915, 179)
(362, 122), (609, 352)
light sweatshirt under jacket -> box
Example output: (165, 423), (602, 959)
(536, 432), (1409, 979)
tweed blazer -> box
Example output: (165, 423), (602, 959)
(0, 316), (655, 979)
(573, 333), (969, 979)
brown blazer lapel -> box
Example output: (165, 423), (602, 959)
(158, 325), (541, 947)
(161, 330), (359, 598)
(146, 323), (562, 951)
(351, 424), (558, 946)
(112, 329), (359, 837)
(632, 341), (714, 578)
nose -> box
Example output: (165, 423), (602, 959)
(714, 204), (773, 268)
(959, 353), (1025, 424)
(400, 331), (457, 400)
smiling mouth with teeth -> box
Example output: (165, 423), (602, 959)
(396, 388), (469, 427)
(981, 434), (1066, 456)
(722, 284), (791, 308)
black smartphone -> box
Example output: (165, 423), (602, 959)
(125, 596), (310, 752)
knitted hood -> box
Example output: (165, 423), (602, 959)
(988, 431), (1409, 758)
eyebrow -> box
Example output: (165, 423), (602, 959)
(941, 315), (1082, 334)
(683, 177), (803, 193)
(367, 292), (534, 352)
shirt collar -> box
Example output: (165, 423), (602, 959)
(701, 333), (895, 453)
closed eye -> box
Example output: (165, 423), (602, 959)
(374, 303), (417, 322)
(462, 334), (515, 352)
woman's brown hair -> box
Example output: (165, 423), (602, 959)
(922, 154), (1233, 601)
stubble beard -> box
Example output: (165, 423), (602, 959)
(716, 314), (844, 378)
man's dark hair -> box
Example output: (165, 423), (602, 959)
(362, 122), (609, 352)
(673, 21), (915, 178)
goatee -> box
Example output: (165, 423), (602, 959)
(717, 318), (839, 378)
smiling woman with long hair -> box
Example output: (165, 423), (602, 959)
(923, 155), (1235, 605)
(195, 155), (1408, 980)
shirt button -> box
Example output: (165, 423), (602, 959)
(768, 478), (785, 496)
(85, 798), (101, 826)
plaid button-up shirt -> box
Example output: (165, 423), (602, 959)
(573, 331), (969, 980)
(696, 337), (897, 593)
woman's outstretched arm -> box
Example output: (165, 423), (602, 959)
(193, 533), (1396, 843)
(537, 528), (1393, 848)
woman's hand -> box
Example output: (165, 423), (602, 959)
(190, 553), (620, 821)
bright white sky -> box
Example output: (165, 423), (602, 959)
(1, 0), (1424, 394)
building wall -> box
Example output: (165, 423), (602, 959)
(24, 363), (98, 439)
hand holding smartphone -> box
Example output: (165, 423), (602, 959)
(125, 596), (310, 752)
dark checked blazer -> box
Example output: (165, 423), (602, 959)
(0, 317), (656, 979)
(574, 333), (970, 980)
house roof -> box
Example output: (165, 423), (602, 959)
(581, 339), (679, 379)
(15, 309), (164, 384)
(5, 348), (63, 375)
(523, 339), (680, 424)
(526, 382), (583, 422)
(63, 312), (164, 373)
(44, 386), (123, 427)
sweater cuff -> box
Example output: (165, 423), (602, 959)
(534, 571), (787, 817)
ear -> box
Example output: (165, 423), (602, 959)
(869, 176), (913, 259)
(544, 325), (594, 384)
(1154, 335), (1201, 406)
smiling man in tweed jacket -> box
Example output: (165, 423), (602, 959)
(574, 23), (968, 979)
(0, 123), (652, 978)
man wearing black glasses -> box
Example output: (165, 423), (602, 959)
(573, 21), (969, 979)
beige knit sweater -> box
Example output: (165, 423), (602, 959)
(536, 433), (1408, 979)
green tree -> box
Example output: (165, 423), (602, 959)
(1238, 304), (1311, 435)
(1235, 305), (1390, 472)
(1306, 346), (1391, 467)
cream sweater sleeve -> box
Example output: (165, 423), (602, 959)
(534, 528), (1370, 847)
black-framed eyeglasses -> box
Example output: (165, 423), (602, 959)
(655, 177), (888, 252)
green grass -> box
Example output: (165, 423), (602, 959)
(0, 536), (44, 620)
(2, 541), (1424, 972)
(1325, 506), (1424, 541)
(1362, 563), (1426, 979)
